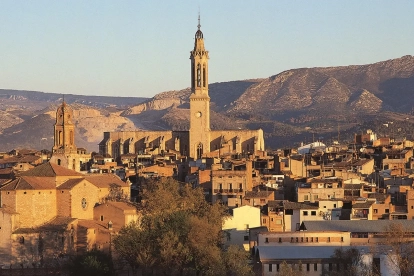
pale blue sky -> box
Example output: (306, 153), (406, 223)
(0, 1), (412, 98)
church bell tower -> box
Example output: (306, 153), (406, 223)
(189, 15), (210, 159)
(52, 100), (77, 154)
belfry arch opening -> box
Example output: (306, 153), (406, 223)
(197, 143), (203, 159)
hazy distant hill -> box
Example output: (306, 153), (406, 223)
(1, 55), (414, 151)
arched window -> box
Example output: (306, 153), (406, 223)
(70, 130), (73, 145)
(192, 63), (195, 89)
(197, 143), (203, 159)
(203, 65), (206, 87)
(57, 159), (61, 166)
(197, 64), (201, 87)
(59, 131), (63, 146)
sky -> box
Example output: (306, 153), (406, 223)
(0, 1), (413, 98)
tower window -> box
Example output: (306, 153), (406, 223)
(203, 65), (206, 87)
(197, 64), (201, 87)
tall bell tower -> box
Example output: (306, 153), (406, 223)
(53, 100), (77, 154)
(189, 15), (210, 159)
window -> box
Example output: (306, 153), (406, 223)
(412, 206), (413, 210)
(271, 218), (274, 222)
(278, 238), (282, 243)
(310, 237), (314, 242)
(314, 263), (318, 271)
(296, 237), (299, 242)
(329, 263), (333, 271)
(19, 236), (25, 244)
(303, 211), (308, 216)
(244, 236), (249, 241)
(316, 237), (319, 242)
(327, 237), (331, 242)
(100, 215), (104, 221)
(263, 218), (266, 224)
(277, 264), (280, 271)
(301, 237), (304, 242)
(374, 209), (378, 214)
(269, 264), (272, 272)
(265, 238), (269, 243)
(291, 237), (294, 243)
(307, 263), (310, 271)
(305, 237), (308, 242)
(341, 237), (344, 242)
(314, 194), (319, 200)
(304, 195), (309, 201)
(385, 209), (389, 213)
(333, 203), (336, 208)
(311, 211), (316, 216)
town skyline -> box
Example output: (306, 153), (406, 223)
(0, 1), (413, 98)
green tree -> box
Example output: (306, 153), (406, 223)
(277, 261), (304, 276)
(113, 178), (253, 276)
(66, 249), (114, 276)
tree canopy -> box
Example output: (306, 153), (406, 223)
(113, 178), (253, 276)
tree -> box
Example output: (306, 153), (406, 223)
(66, 250), (114, 276)
(381, 222), (414, 276)
(277, 261), (304, 276)
(113, 178), (253, 276)
(322, 248), (378, 276)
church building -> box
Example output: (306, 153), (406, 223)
(99, 18), (265, 160)
(49, 101), (90, 172)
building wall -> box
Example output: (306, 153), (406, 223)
(258, 231), (351, 246)
(56, 188), (72, 217)
(16, 189), (56, 228)
(101, 130), (190, 158)
(93, 203), (139, 230)
(222, 206), (261, 250)
(70, 181), (99, 220)
(298, 187), (344, 202)
(0, 211), (14, 264)
(0, 190), (17, 212)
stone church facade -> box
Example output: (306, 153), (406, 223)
(99, 19), (264, 160)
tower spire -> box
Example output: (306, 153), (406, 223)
(198, 13), (201, 30)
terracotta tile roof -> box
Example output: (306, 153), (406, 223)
(352, 201), (374, 209)
(0, 155), (41, 165)
(105, 201), (137, 211)
(78, 219), (108, 231)
(85, 174), (129, 188)
(20, 162), (84, 177)
(58, 178), (85, 189)
(267, 200), (286, 209)
(37, 216), (77, 231)
(0, 176), (56, 190)
(245, 190), (273, 199)
(283, 201), (319, 210)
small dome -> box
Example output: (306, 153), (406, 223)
(195, 29), (203, 39)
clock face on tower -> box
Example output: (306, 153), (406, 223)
(195, 111), (202, 118)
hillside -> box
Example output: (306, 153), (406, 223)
(1, 56), (414, 151)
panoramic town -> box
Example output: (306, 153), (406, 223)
(1, 3), (414, 276)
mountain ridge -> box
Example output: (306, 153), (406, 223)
(1, 55), (414, 151)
